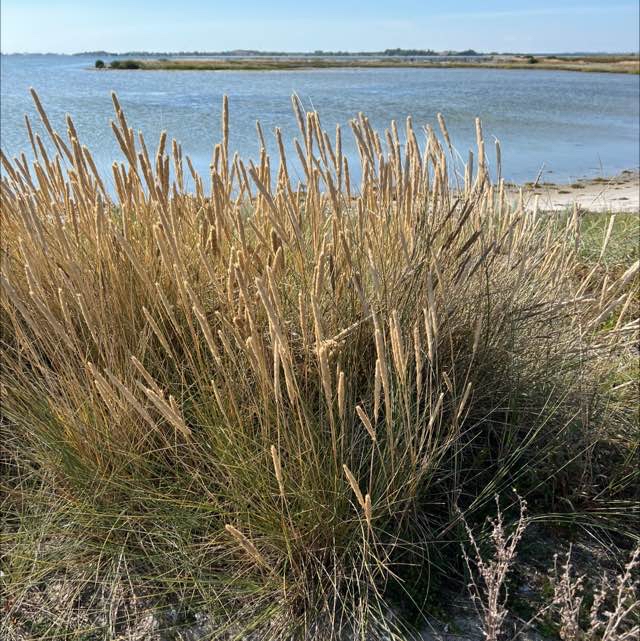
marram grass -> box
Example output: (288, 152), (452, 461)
(1, 91), (638, 639)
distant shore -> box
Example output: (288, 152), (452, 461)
(510, 170), (640, 212)
(98, 54), (640, 74)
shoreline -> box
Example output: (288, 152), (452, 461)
(98, 55), (640, 74)
(509, 169), (640, 212)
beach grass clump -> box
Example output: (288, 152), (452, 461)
(1, 91), (638, 639)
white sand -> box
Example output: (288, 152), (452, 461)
(509, 170), (639, 213)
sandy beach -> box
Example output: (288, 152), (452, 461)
(511, 169), (639, 212)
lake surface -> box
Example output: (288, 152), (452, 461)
(2, 54), (639, 186)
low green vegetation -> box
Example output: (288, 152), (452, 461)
(109, 58), (141, 69)
(1, 91), (638, 639)
(577, 211), (639, 268)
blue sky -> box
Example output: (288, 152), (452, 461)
(1, 1), (639, 54)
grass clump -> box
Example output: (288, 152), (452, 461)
(1, 91), (638, 639)
(109, 59), (141, 69)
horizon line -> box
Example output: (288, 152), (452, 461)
(3, 48), (639, 56)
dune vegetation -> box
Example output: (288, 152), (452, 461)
(99, 54), (640, 74)
(1, 91), (638, 640)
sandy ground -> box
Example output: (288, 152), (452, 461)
(510, 169), (639, 213)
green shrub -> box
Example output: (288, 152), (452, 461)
(110, 59), (140, 69)
(95, 59), (105, 69)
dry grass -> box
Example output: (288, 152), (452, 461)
(1, 91), (638, 639)
(462, 496), (529, 640)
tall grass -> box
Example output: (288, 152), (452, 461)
(1, 91), (638, 639)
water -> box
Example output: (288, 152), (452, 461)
(2, 54), (639, 186)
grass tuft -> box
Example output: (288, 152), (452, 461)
(1, 92), (638, 639)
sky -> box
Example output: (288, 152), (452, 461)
(1, 0), (639, 54)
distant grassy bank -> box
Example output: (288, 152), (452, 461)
(3, 89), (639, 640)
(99, 54), (640, 73)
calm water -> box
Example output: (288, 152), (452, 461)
(2, 54), (639, 185)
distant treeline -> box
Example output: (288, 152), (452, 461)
(79, 48), (482, 57)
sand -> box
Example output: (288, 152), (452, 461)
(510, 169), (639, 213)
